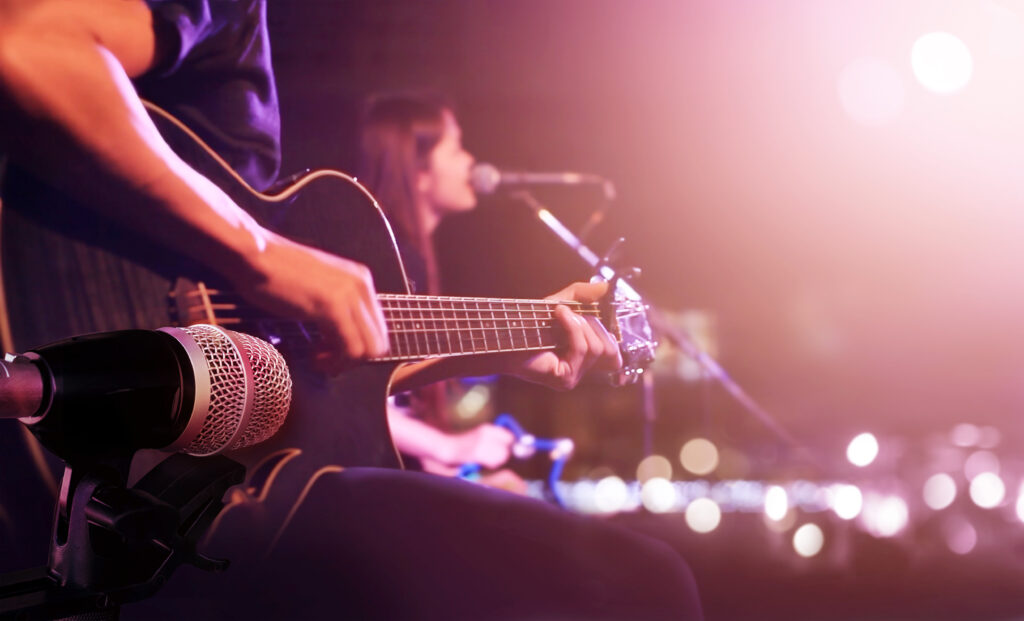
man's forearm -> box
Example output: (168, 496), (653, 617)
(0, 1), (266, 284)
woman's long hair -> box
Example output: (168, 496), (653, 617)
(358, 92), (452, 295)
(358, 92), (454, 426)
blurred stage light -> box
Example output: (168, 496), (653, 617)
(637, 454), (673, 483)
(685, 498), (722, 534)
(943, 516), (977, 555)
(969, 472), (1005, 509)
(830, 484), (863, 520)
(641, 477), (677, 513)
(594, 476), (629, 513)
(793, 523), (825, 558)
(837, 57), (905, 126)
(978, 426), (1002, 449)
(911, 32), (973, 94)
(847, 433), (879, 467)
(765, 485), (789, 521)
(570, 480), (598, 513)
(454, 384), (491, 419)
(963, 450), (1000, 480)
(680, 438), (719, 476)
(861, 495), (909, 538)
(951, 423), (980, 447)
(923, 473), (957, 511)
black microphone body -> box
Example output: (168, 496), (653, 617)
(1, 326), (291, 462)
(16, 330), (193, 462)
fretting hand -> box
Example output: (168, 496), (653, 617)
(502, 281), (622, 391)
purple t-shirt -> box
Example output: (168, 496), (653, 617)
(138, 0), (281, 190)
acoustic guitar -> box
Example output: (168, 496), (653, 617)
(0, 103), (656, 520)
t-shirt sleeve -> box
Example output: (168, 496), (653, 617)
(144, 0), (217, 77)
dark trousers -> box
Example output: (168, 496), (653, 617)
(129, 468), (702, 620)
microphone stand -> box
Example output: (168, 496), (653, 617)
(511, 191), (805, 455)
(0, 448), (243, 619)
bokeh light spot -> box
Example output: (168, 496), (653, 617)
(1015, 482), (1024, 522)
(685, 498), (722, 534)
(861, 495), (908, 537)
(636, 455), (673, 483)
(923, 473), (957, 510)
(765, 485), (789, 521)
(964, 450), (1000, 480)
(944, 516), (977, 555)
(969, 472), (1005, 509)
(951, 423), (980, 447)
(793, 523), (825, 558)
(847, 433), (879, 467)
(911, 32), (973, 94)
(680, 438), (719, 476)
(831, 484), (863, 520)
(594, 476), (628, 513)
(641, 477), (677, 513)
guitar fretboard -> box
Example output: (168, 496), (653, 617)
(376, 294), (600, 361)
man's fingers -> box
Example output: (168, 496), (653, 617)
(355, 270), (388, 355)
(555, 305), (587, 387)
(585, 315), (623, 371)
(356, 297), (388, 357)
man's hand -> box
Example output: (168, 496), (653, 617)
(246, 233), (389, 371)
(503, 281), (622, 390)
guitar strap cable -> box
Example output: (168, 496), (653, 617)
(140, 99), (414, 291)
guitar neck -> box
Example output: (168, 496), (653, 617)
(177, 287), (604, 363)
(374, 294), (599, 362)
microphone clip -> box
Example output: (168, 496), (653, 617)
(0, 453), (244, 618)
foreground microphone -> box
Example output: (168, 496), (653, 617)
(471, 162), (615, 199)
(0, 325), (292, 460)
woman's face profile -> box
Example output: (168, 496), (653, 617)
(419, 108), (477, 217)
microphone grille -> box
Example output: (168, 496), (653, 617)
(227, 330), (293, 450)
(173, 325), (292, 456)
(470, 162), (501, 195)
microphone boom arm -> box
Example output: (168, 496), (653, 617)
(512, 191), (804, 450)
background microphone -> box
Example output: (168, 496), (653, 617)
(0, 325), (292, 460)
(471, 162), (616, 200)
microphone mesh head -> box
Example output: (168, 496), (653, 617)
(470, 162), (501, 194)
(176, 325), (292, 456)
(229, 329), (293, 450)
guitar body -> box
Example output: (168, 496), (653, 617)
(227, 172), (408, 472)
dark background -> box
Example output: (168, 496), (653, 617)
(266, 2), (1024, 619)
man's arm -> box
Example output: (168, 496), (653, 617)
(0, 0), (387, 362)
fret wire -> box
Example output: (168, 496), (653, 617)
(443, 299), (453, 355)
(490, 300), (502, 351)
(421, 298), (435, 356)
(468, 299), (479, 353)
(533, 301), (543, 349)
(477, 300), (488, 353)
(505, 303), (516, 352)
(454, 300), (465, 354)
(517, 301), (527, 349)
(407, 299), (419, 358)
(401, 299), (411, 357)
